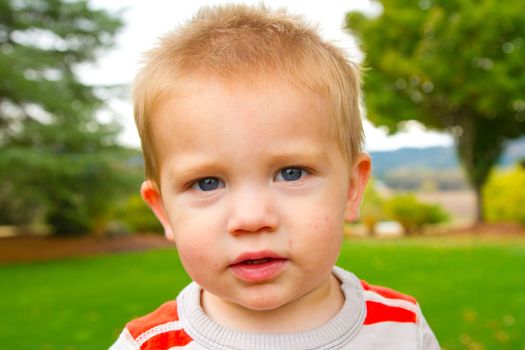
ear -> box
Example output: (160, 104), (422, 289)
(345, 153), (371, 222)
(141, 180), (175, 241)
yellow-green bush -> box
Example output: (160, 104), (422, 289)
(483, 165), (525, 225)
(359, 179), (385, 234)
(115, 194), (164, 234)
(384, 193), (449, 235)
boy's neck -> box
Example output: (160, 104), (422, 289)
(201, 273), (344, 333)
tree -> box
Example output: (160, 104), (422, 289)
(0, 0), (127, 234)
(346, 0), (525, 222)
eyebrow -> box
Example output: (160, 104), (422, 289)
(167, 158), (224, 184)
(266, 149), (332, 167)
(166, 146), (332, 183)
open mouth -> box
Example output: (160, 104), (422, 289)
(230, 250), (286, 266)
(241, 258), (280, 265)
(230, 252), (287, 282)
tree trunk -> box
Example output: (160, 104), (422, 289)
(455, 115), (504, 224)
(473, 182), (484, 223)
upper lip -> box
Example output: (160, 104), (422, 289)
(230, 250), (286, 265)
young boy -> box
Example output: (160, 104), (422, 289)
(111, 4), (439, 350)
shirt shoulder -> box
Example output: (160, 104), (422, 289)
(360, 279), (419, 325)
(357, 279), (441, 350)
(110, 300), (195, 350)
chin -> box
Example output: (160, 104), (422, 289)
(236, 293), (291, 311)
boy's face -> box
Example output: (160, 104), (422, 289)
(142, 76), (370, 313)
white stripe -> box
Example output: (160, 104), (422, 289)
(363, 290), (419, 317)
(109, 328), (139, 350)
(135, 320), (183, 347)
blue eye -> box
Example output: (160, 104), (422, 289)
(277, 167), (306, 182)
(192, 177), (223, 191)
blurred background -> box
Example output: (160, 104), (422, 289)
(0, 0), (524, 349)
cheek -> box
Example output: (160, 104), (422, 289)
(168, 210), (222, 278)
(176, 236), (222, 285)
(176, 239), (208, 264)
(296, 208), (344, 262)
(303, 191), (346, 236)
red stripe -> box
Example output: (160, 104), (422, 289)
(361, 280), (417, 304)
(140, 329), (193, 349)
(127, 301), (179, 338)
(364, 301), (417, 325)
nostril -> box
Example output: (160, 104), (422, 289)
(226, 211), (278, 235)
(227, 222), (277, 236)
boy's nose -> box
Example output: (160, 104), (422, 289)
(226, 187), (279, 236)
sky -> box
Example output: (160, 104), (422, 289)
(84, 0), (453, 151)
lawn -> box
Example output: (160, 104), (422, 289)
(0, 235), (524, 349)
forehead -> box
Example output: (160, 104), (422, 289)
(151, 75), (338, 152)
(148, 78), (344, 174)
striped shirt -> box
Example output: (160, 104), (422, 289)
(110, 267), (440, 349)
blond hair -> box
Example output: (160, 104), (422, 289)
(134, 4), (364, 183)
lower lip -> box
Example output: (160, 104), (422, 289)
(229, 259), (287, 282)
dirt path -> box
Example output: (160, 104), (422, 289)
(0, 234), (173, 264)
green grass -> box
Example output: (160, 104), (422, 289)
(1, 236), (524, 349)
(338, 237), (525, 350)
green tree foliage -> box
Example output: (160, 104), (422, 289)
(347, 0), (525, 222)
(384, 193), (448, 235)
(483, 164), (525, 225)
(0, 0), (127, 234)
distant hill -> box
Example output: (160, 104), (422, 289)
(370, 146), (458, 179)
(369, 137), (525, 190)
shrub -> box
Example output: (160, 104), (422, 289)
(483, 165), (525, 225)
(359, 179), (385, 235)
(384, 193), (449, 235)
(115, 194), (164, 234)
